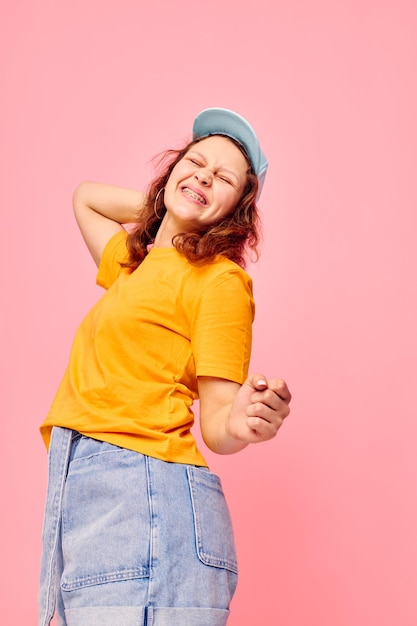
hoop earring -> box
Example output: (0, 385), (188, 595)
(154, 188), (165, 220)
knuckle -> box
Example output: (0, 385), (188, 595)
(255, 401), (265, 413)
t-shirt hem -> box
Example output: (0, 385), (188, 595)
(41, 424), (208, 467)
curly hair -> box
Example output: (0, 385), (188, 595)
(123, 136), (261, 270)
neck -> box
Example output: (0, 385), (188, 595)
(153, 215), (175, 248)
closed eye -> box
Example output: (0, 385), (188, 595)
(188, 158), (202, 166)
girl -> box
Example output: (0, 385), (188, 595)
(39, 107), (291, 626)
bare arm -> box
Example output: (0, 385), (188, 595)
(198, 375), (291, 455)
(73, 182), (146, 266)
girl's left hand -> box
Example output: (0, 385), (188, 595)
(228, 374), (292, 444)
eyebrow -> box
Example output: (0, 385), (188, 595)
(188, 150), (242, 183)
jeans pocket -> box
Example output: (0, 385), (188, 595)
(187, 466), (238, 574)
(61, 446), (150, 591)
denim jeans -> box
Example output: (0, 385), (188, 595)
(38, 427), (238, 626)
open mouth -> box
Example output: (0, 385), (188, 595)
(181, 186), (207, 205)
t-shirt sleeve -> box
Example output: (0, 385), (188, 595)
(191, 269), (255, 385)
(96, 230), (129, 289)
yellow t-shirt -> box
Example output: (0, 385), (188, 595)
(40, 231), (255, 466)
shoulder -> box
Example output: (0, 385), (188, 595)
(186, 255), (253, 288)
(96, 230), (129, 289)
(181, 256), (255, 321)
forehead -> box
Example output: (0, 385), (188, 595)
(189, 135), (250, 170)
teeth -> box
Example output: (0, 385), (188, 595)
(183, 188), (205, 204)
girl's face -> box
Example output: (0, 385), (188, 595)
(163, 135), (249, 232)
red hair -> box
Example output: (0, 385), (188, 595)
(123, 136), (261, 270)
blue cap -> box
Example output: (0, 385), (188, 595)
(192, 107), (268, 199)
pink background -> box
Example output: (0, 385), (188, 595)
(1, 1), (416, 624)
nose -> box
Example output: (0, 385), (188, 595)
(194, 168), (212, 186)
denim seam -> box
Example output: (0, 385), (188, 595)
(187, 466), (238, 575)
(145, 454), (155, 606)
(38, 428), (73, 626)
(61, 567), (149, 591)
